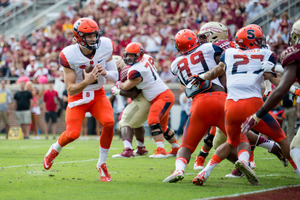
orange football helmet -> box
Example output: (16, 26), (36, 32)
(175, 29), (199, 55)
(235, 26), (263, 50)
(73, 18), (102, 50)
(123, 42), (145, 65)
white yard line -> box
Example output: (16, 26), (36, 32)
(194, 184), (300, 200)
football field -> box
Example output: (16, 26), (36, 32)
(0, 136), (299, 200)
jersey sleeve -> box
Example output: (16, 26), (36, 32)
(280, 45), (300, 67)
(59, 51), (70, 68)
(212, 44), (224, 57)
(220, 52), (226, 63)
(128, 70), (142, 80)
(267, 52), (277, 65)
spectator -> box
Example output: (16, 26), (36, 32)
(14, 80), (33, 139)
(245, 0), (264, 20)
(160, 62), (177, 83)
(278, 12), (291, 33)
(33, 63), (49, 83)
(25, 56), (39, 77)
(43, 82), (59, 140)
(269, 14), (280, 34)
(0, 80), (12, 139)
(281, 27), (290, 45)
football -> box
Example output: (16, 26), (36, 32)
(84, 65), (94, 73)
(119, 65), (130, 82)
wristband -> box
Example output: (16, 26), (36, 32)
(199, 74), (205, 80)
(256, 107), (268, 118)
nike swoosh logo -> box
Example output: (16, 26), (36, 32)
(98, 59), (104, 63)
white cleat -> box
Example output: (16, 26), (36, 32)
(163, 170), (184, 183)
(235, 160), (259, 185)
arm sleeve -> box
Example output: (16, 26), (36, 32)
(105, 59), (119, 82)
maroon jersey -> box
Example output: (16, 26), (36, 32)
(214, 40), (236, 51)
(280, 44), (300, 82)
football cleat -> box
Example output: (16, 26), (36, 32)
(225, 168), (244, 178)
(166, 147), (179, 158)
(163, 170), (184, 183)
(112, 148), (134, 158)
(97, 163), (111, 182)
(249, 151), (256, 169)
(194, 156), (205, 170)
(43, 144), (59, 170)
(133, 146), (149, 156)
(235, 160), (259, 185)
(192, 170), (209, 186)
(149, 147), (167, 158)
(269, 143), (288, 167)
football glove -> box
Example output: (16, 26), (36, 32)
(241, 114), (261, 134)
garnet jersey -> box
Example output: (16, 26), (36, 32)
(127, 54), (169, 101)
(171, 43), (223, 87)
(59, 37), (115, 93)
(280, 44), (300, 82)
(221, 48), (277, 101)
(214, 39), (236, 51)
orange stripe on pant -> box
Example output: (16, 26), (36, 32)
(225, 97), (286, 148)
(181, 91), (227, 153)
(58, 88), (114, 149)
(148, 89), (175, 133)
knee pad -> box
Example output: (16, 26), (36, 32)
(204, 133), (215, 148)
(150, 123), (163, 136)
(164, 128), (175, 140)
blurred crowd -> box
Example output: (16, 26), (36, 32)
(0, 0), (275, 85)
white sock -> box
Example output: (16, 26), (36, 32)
(156, 140), (164, 148)
(258, 140), (275, 151)
(203, 156), (220, 177)
(170, 142), (180, 148)
(53, 141), (62, 153)
(97, 147), (109, 167)
(175, 157), (187, 172)
(238, 151), (250, 163)
(123, 140), (133, 149)
(136, 140), (144, 147)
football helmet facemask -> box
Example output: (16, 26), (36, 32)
(198, 22), (228, 44)
(289, 19), (300, 46)
(123, 42), (144, 66)
(73, 18), (102, 50)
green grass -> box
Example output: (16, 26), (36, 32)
(0, 136), (299, 200)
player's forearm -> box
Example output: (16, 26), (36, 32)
(201, 66), (224, 80)
(120, 88), (140, 99)
(66, 80), (90, 96)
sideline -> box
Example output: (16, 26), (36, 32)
(194, 184), (300, 200)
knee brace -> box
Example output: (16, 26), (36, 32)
(150, 123), (163, 136)
(163, 128), (175, 140)
(204, 132), (215, 148)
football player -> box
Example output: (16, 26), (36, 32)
(163, 29), (227, 183)
(116, 42), (179, 158)
(43, 18), (118, 182)
(192, 25), (298, 185)
(110, 55), (151, 158)
(242, 20), (300, 179)
(194, 22), (287, 176)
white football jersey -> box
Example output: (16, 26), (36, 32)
(171, 43), (224, 88)
(59, 37), (114, 93)
(222, 48), (276, 101)
(127, 54), (169, 101)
